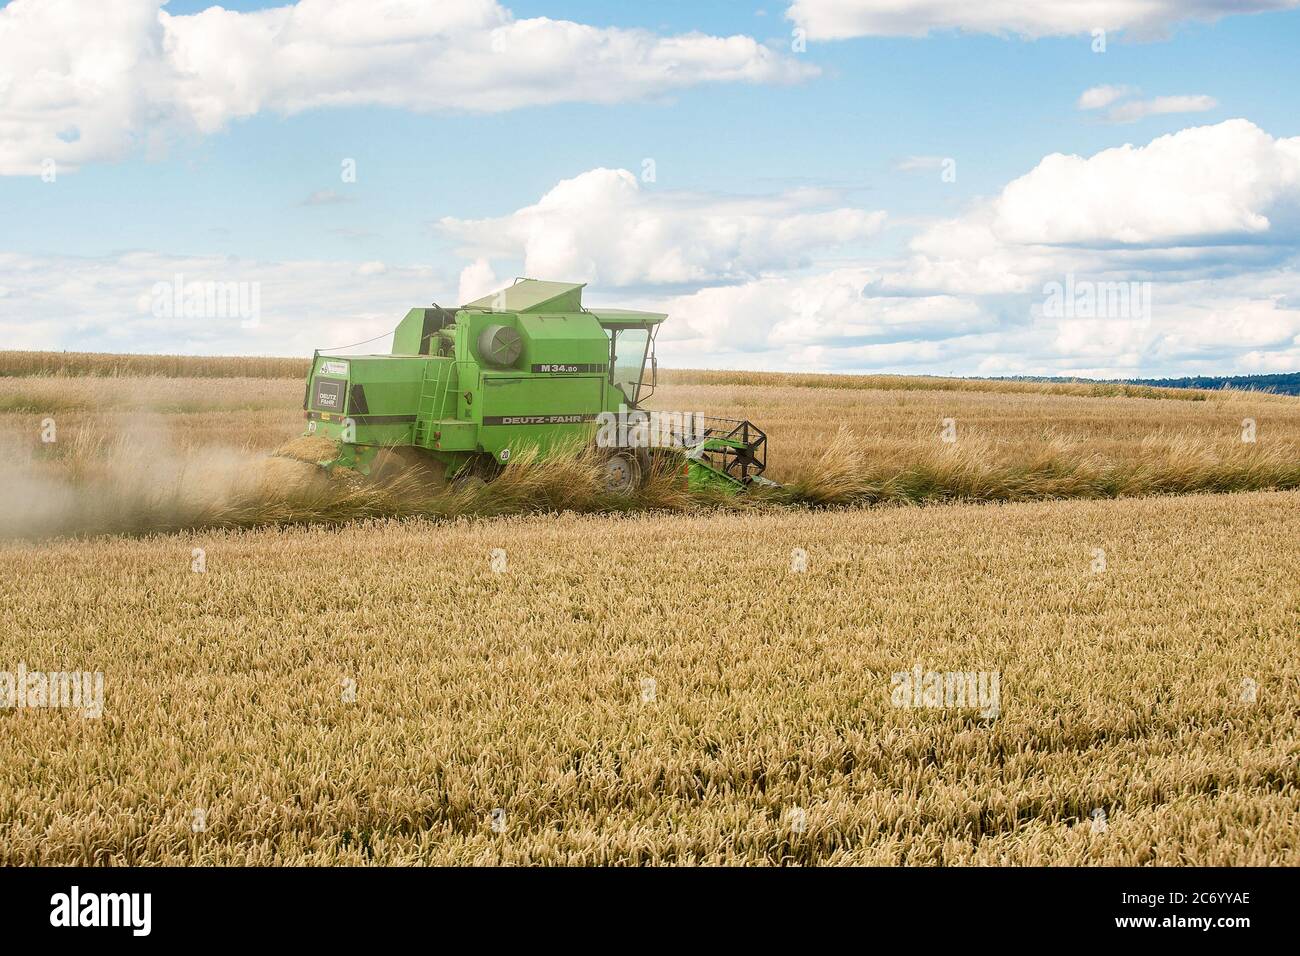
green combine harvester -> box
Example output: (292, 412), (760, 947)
(300, 279), (768, 493)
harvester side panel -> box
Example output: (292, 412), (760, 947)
(475, 372), (604, 457)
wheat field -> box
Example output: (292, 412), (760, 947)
(1, 492), (1296, 864)
(1, 355), (1297, 865)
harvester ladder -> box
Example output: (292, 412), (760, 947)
(414, 360), (452, 447)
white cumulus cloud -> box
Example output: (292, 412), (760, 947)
(0, 250), (448, 355)
(1078, 86), (1217, 123)
(1105, 94), (1217, 123)
(437, 167), (887, 287)
(0, 0), (815, 175)
(663, 269), (991, 352)
(1077, 85), (1133, 110)
(990, 120), (1300, 246)
(786, 0), (1300, 40)
(457, 258), (499, 304)
(655, 120), (1300, 375)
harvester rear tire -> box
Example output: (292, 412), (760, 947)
(451, 454), (502, 491)
(367, 446), (449, 494)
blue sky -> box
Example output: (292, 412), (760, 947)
(2, 0), (1299, 376)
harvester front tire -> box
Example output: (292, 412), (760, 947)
(601, 450), (645, 496)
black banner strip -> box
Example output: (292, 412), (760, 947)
(0, 866), (1290, 944)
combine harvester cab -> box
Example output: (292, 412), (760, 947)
(300, 279), (769, 494)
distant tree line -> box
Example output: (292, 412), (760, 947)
(1123, 372), (1300, 395)
(984, 372), (1300, 396)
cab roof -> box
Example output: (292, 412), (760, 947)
(587, 307), (667, 328)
